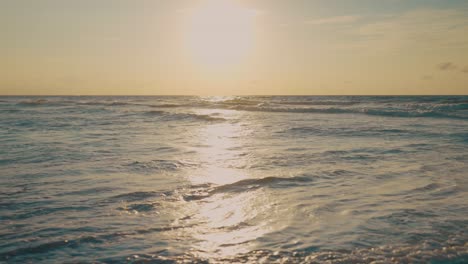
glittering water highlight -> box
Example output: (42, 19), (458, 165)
(1, 96), (467, 263)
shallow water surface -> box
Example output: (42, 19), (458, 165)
(1, 96), (468, 263)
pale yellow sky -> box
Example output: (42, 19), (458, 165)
(1, 0), (468, 95)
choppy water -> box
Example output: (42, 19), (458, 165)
(1, 96), (468, 263)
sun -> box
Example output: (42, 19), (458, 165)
(184, 0), (256, 67)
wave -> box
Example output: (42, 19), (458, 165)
(126, 159), (198, 173)
(2, 205), (91, 221)
(149, 103), (184, 108)
(217, 98), (261, 106)
(11, 97), (468, 120)
(432, 103), (468, 111)
(0, 223), (201, 261)
(18, 99), (49, 105)
(208, 97), (360, 107)
(142, 110), (166, 116)
(275, 100), (360, 106)
(108, 191), (163, 202)
(283, 126), (443, 139)
(138, 109), (228, 122)
(162, 112), (227, 122)
(76, 101), (142, 107)
(0, 236), (103, 259)
(3, 234), (466, 263)
(183, 176), (314, 201)
(214, 175), (313, 192)
(16, 99), (67, 107)
(362, 108), (466, 119)
(105, 235), (468, 263)
(1, 109), (22, 113)
(16, 99), (147, 108)
(231, 105), (351, 114)
(228, 105), (467, 119)
(117, 202), (160, 213)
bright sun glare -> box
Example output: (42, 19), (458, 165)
(185, 0), (256, 67)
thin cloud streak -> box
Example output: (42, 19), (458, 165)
(351, 9), (468, 52)
(437, 62), (457, 71)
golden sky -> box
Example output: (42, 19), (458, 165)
(1, 0), (468, 95)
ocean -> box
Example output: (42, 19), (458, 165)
(1, 96), (467, 263)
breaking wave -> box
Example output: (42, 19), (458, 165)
(141, 110), (227, 122)
(10, 96), (468, 120)
(228, 105), (467, 119)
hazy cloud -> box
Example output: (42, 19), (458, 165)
(353, 9), (468, 52)
(306, 15), (360, 25)
(421, 75), (433, 80)
(462, 66), (468, 73)
(437, 62), (457, 71)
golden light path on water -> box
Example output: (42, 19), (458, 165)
(173, 101), (283, 258)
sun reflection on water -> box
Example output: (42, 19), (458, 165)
(192, 189), (276, 257)
(189, 109), (250, 185)
(177, 107), (278, 258)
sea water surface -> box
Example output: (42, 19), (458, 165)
(1, 96), (468, 263)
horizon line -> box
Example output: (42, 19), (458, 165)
(1, 94), (467, 97)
